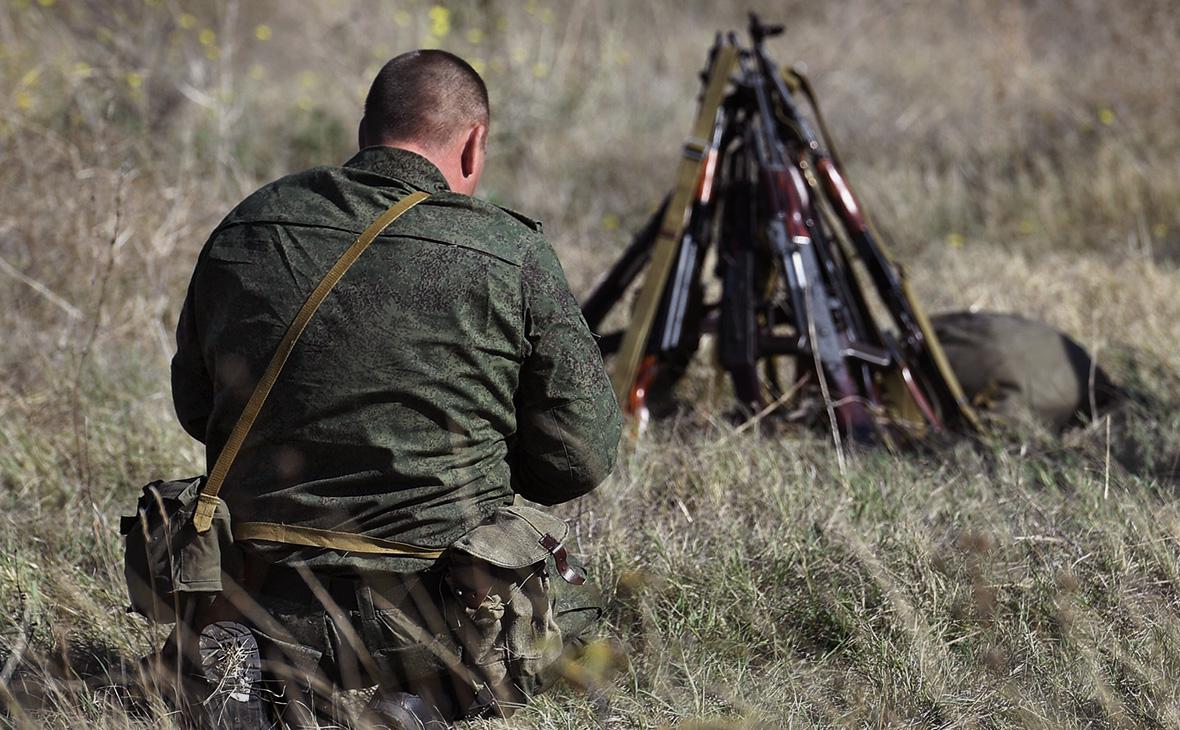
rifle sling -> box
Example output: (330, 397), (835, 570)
(191, 190), (430, 535)
(610, 43), (738, 405)
(788, 67), (982, 433)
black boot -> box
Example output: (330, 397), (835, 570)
(359, 691), (450, 729)
(198, 621), (273, 729)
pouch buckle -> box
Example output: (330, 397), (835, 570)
(539, 534), (585, 586)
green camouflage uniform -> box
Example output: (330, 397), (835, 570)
(170, 147), (620, 722)
(172, 146), (620, 571)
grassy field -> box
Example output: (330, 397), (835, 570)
(3, 0), (1180, 727)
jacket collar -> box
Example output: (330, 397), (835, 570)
(344, 146), (451, 193)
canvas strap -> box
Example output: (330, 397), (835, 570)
(191, 190), (430, 534)
(610, 42), (738, 405)
(232, 522), (445, 559)
(787, 66), (982, 433)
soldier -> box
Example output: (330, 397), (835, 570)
(170, 49), (621, 728)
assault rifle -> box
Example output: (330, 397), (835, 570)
(583, 15), (980, 442)
(738, 27), (879, 441)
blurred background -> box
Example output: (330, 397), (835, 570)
(4, 0), (1179, 344)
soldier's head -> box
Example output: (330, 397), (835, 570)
(360, 50), (489, 196)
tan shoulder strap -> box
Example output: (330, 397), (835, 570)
(610, 42), (737, 405)
(192, 190), (430, 533)
(231, 522), (444, 559)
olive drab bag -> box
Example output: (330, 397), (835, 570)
(931, 311), (1123, 432)
(120, 191), (430, 623)
(120, 476), (239, 623)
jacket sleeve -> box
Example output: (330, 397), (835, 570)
(171, 252), (213, 444)
(511, 234), (622, 505)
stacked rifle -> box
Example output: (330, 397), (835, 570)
(583, 15), (982, 445)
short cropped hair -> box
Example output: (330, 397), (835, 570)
(362, 50), (489, 149)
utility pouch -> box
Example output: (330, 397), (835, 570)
(119, 477), (241, 623)
(442, 505), (599, 714)
(118, 192), (430, 625)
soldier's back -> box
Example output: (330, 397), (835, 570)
(173, 146), (551, 572)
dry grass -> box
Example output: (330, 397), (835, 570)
(3, 0), (1180, 727)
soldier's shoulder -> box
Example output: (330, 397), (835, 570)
(410, 192), (548, 266)
(490, 202), (544, 233)
(432, 193), (543, 234)
(214, 166), (342, 231)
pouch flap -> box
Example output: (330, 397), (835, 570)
(450, 505), (570, 570)
(119, 477), (205, 535)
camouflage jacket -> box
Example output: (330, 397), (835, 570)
(171, 146), (621, 572)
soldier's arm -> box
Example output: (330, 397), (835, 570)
(512, 234), (622, 505)
(171, 252), (213, 443)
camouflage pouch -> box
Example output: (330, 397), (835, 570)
(442, 505), (596, 714)
(119, 477), (241, 624)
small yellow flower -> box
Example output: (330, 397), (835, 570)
(465, 28), (483, 44)
(73, 61), (92, 77)
(38, 0), (55, 7)
(15, 90), (34, 110)
(469, 58), (486, 75)
(1018, 219), (1036, 235)
(204, 46), (219, 60)
(127, 71), (143, 89)
(297, 96), (313, 112)
(254, 24), (271, 41)
(532, 62), (548, 79)
(602, 214), (620, 231)
(614, 50), (631, 65)
(198, 28), (215, 46)
(946, 232), (965, 248)
(393, 10), (411, 27)
(428, 6), (450, 38)
(19, 68), (41, 88)
(1097, 107), (1115, 126)
(298, 70), (318, 89)
(178, 13), (197, 30)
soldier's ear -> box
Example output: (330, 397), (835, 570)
(459, 122), (487, 185)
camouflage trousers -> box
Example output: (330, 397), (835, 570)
(240, 559), (600, 727)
